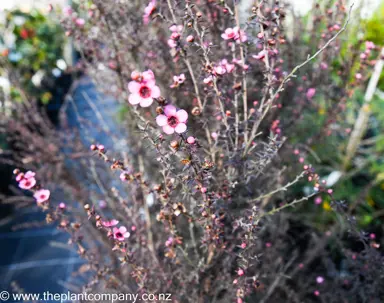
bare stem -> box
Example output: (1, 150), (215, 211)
(234, 3), (248, 144)
(250, 171), (306, 202)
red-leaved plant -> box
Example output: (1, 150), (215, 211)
(2, 0), (384, 302)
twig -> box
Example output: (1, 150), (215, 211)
(243, 4), (354, 156)
(256, 192), (317, 221)
(250, 171), (306, 202)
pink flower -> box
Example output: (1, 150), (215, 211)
(75, 18), (85, 27)
(170, 74), (186, 88)
(232, 58), (249, 69)
(24, 171), (36, 179)
(113, 226), (130, 241)
(221, 27), (237, 40)
(143, 0), (156, 24)
(167, 39), (177, 48)
(165, 237), (174, 247)
(169, 24), (183, 33)
(315, 197), (322, 205)
(16, 173), (24, 182)
(156, 105), (188, 134)
(120, 171), (129, 181)
(221, 27), (247, 43)
(253, 50), (266, 60)
(314, 290), (320, 296)
(203, 75), (214, 85)
(175, 74), (185, 83)
(102, 219), (119, 227)
(59, 202), (66, 209)
(365, 41), (375, 50)
(214, 65), (226, 75)
(128, 70), (160, 107)
(316, 276), (324, 284)
(320, 62), (328, 70)
(19, 177), (36, 190)
(237, 268), (244, 276)
(34, 189), (50, 203)
(220, 59), (235, 73)
(306, 88), (316, 99)
(187, 136), (195, 144)
(63, 6), (73, 16)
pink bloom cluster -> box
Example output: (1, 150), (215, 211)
(156, 105), (188, 134)
(360, 41), (376, 60)
(128, 70), (161, 107)
(143, 0), (156, 24)
(214, 59), (235, 75)
(168, 24), (183, 48)
(101, 219), (129, 242)
(16, 170), (50, 204)
(221, 27), (247, 43)
(17, 171), (36, 190)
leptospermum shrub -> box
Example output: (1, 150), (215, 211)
(3, 0), (384, 302)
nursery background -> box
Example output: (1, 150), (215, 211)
(0, 0), (384, 302)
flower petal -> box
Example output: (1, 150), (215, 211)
(164, 105), (177, 116)
(142, 70), (154, 81)
(140, 97), (153, 107)
(151, 86), (161, 98)
(163, 125), (175, 134)
(156, 114), (168, 126)
(129, 94), (141, 105)
(176, 109), (188, 123)
(175, 123), (187, 133)
(128, 81), (141, 93)
(119, 226), (127, 233)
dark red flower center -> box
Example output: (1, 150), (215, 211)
(167, 116), (178, 128)
(116, 232), (123, 238)
(139, 86), (151, 98)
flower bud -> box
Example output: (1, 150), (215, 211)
(191, 107), (201, 116)
(170, 140), (179, 149)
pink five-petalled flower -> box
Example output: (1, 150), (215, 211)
(156, 105), (188, 134)
(170, 74), (186, 88)
(113, 226), (130, 241)
(128, 70), (160, 107)
(34, 189), (50, 204)
(19, 177), (37, 190)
